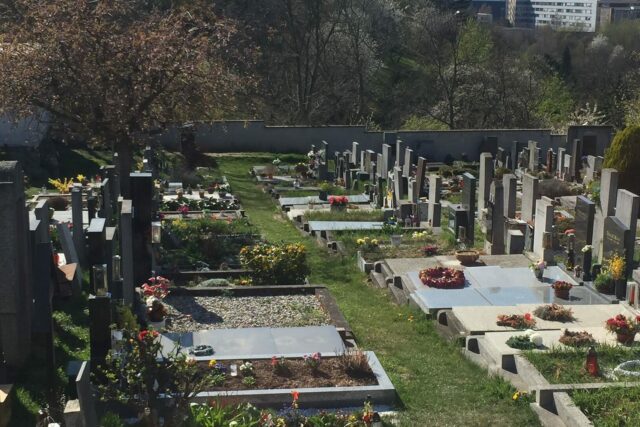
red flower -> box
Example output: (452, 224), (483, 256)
(138, 330), (159, 341)
(291, 390), (299, 401)
(524, 313), (532, 320)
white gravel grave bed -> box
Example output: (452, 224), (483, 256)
(163, 294), (331, 332)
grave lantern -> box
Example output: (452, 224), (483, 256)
(151, 221), (162, 244)
(112, 255), (122, 281)
(585, 346), (599, 376)
(92, 264), (108, 295)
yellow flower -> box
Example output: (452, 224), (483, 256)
(408, 315), (415, 322)
(512, 391), (520, 401)
(356, 238), (365, 245)
(76, 174), (86, 182)
(208, 359), (217, 368)
(371, 239), (379, 246)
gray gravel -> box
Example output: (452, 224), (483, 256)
(163, 295), (331, 332)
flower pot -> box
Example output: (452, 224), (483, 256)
(554, 289), (570, 300)
(455, 250), (479, 265)
(535, 269), (544, 280)
(319, 190), (328, 201)
(148, 318), (166, 330)
(615, 279), (627, 300)
(616, 332), (636, 345)
(390, 235), (402, 247)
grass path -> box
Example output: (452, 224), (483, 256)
(219, 155), (540, 426)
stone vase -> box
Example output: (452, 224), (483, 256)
(554, 289), (570, 300)
(390, 235), (402, 247)
(615, 279), (627, 300)
(148, 318), (166, 331)
(535, 269), (544, 280)
(616, 332), (636, 345)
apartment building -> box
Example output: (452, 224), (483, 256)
(507, 0), (598, 31)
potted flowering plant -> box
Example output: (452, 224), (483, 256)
(356, 237), (379, 251)
(530, 260), (546, 280)
(551, 280), (573, 300)
(422, 244), (438, 256)
(607, 254), (627, 300)
(328, 195), (348, 212)
(605, 314), (640, 345)
(178, 204), (190, 217)
(142, 276), (171, 329)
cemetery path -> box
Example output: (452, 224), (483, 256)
(219, 156), (541, 426)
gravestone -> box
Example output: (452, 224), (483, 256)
(506, 229), (525, 254)
(396, 139), (404, 168)
(87, 218), (106, 293)
(527, 140), (539, 171)
(496, 147), (507, 168)
(30, 228), (55, 376)
(120, 200), (134, 306)
(34, 199), (51, 243)
(75, 361), (98, 427)
(376, 153), (384, 178)
(521, 174), (539, 223)
(100, 165), (119, 214)
(574, 196), (595, 270)
(393, 167), (405, 205)
(381, 144), (393, 178)
(0, 161), (32, 375)
(99, 178), (112, 225)
(71, 186), (85, 264)
(351, 141), (360, 167)
(403, 148), (413, 177)
(600, 169), (619, 216)
(510, 141), (521, 170)
(533, 197), (554, 262)
(614, 189), (640, 276)
(478, 153), (494, 222)
(602, 216), (629, 261)
(428, 174), (442, 227)
(503, 174), (517, 219)
(130, 173), (153, 288)
(105, 227), (117, 291)
(557, 147), (566, 179)
(569, 138), (582, 181)
(89, 295), (112, 368)
(545, 149), (555, 174)
(563, 154), (572, 181)
(415, 157), (427, 199)
(360, 151), (366, 173)
(485, 180), (505, 254)
(56, 223), (82, 296)
(461, 172), (476, 245)
(87, 192), (97, 221)
(376, 177), (384, 208)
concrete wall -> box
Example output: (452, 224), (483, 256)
(154, 121), (613, 162)
(0, 114), (49, 148)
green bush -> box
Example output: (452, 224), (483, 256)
(604, 126), (640, 194)
(162, 218), (259, 269)
(239, 242), (310, 285)
(594, 271), (614, 294)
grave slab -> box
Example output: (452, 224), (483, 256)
(159, 326), (344, 358)
(279, 194), (369, 207)
(411, 288), (491, 312)
(307, 221), (383, 232)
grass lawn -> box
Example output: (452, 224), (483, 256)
(572, 386), (640, 426)
(218, 154), (540, 426)
(524, 344), (640, 384)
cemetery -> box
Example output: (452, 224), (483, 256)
(2, 127), (640, 427)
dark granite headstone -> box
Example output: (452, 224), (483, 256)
(603, 216), (629, 261)
(130, 173), (153, 287)
(574, 196), (595, 269)
(461, 172), (476, 245)
(87, 218), (106, 292)
(89, 295), (112, 368)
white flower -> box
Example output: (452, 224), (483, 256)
(524, 329), (535, 337)
(581, 245), (592, 253)
(530, 333), (544, 347)
(145, 296), (159, 308)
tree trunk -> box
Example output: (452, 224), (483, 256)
(115, 136), (133, 198)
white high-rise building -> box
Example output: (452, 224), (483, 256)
(507, 0), (598, 31)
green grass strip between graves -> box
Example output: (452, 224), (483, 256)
(218, 154), (541, 427)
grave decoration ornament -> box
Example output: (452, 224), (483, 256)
(533, 304), (575, 322)
(496, 313), (537, 329)
(142, 276), (171, 327)
(506, 334), (541, 350)
(418, 267), (465, 289)
(558, 329), (596, 347)
(530, 259), (546, 280)
(605, 314), (640, 345)
(550, 280), (573, 300)
(328, 195), (349, 211)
